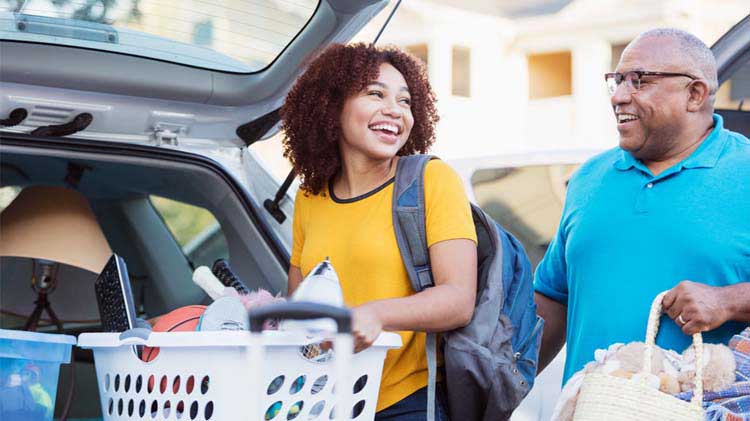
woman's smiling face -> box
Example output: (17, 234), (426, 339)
(339, 62), (414, 162)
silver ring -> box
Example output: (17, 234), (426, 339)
(678, 314), (686, 325)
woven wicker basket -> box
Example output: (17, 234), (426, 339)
(573, 291), (705, 421)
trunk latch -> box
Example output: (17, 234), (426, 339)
(151, 123), (186, 146)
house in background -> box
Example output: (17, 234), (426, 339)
(349, 0), (747, 160)
(35, 0), (742, 173)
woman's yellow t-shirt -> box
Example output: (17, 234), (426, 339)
(290, 159), (477, 411)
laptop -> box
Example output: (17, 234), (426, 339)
(94, 254), (137, 333)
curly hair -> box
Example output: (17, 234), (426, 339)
(280, 43), (438, 195)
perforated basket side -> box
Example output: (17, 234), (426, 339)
(86, 334), (395, 421)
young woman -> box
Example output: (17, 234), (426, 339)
(281, 43), (477, 420)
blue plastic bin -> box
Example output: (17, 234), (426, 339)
(0, 329), (76, 421)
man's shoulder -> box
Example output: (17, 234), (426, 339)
(716, 127), (750, 169)
(568, 147), (622, 185)
(721, 127), (750, 152)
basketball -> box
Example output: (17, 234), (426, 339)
(141, 305), (206, 362)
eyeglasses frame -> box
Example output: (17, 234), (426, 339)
(604, 70), (698, 95)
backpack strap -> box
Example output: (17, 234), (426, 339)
(393, 154), (437, 421)
(393, 154), (434, 291)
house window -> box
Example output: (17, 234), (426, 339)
(527, 51), (572, 99)
(192, 19), (214, 47)
(611, 42), (629, 71)
(406, 44), (428, 68)
(452, 46), (471, 97)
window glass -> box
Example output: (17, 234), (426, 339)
(610, 42), (629, 71)
(149, 195), (228, 268)
(471, 164), (579, 270)
(0, 186), (22, 212)
(406, 43), (429, 69)
(0, 0), (319, 73)
(714, 52), (750, 136)
(192, 19), (214, 47)
(527, 51), (572, 99)
(715, 57), (750, 110)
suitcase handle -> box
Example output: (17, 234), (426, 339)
(248, 301), (351, 333)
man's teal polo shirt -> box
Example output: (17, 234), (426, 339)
(535, 114), (750, 384)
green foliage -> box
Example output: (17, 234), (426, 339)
(150, 196), (217, 248)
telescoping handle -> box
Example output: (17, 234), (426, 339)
(247, 301), (352, 333)
(247, 302), (353, 421)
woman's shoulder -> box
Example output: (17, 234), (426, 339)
(421, 157), (468, 200)
(294, 186), (329, 200)
(424, 157), (461, 181)
(293, 187), (328, 212)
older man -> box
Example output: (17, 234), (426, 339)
(534, 28), (750, 384)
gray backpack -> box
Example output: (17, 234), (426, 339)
(392, 155), (544, 421)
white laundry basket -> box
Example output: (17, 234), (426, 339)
(77, 302), (401, 421)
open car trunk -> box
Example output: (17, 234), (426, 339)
(1, 133), (289, 418)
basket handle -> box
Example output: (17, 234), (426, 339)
(643, 291), (703, 406)
(248, 301), (351, 333)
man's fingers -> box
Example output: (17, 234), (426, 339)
(662, 289), (677, 310)
(666, 305), (681, 320)
(681, 319), (705, 335)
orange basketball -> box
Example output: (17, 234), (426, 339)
(142, 305), (206, 362)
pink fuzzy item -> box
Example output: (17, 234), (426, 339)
(237, 289), (282, 309)
(235, 288), (286, 330)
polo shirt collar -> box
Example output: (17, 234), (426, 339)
(614, 114), (726, 173)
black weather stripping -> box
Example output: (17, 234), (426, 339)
(264, 170), (296, 224)
(236, 108), (279, 145)
(0, 108), (28, 127)
(31, 112), (93, 137)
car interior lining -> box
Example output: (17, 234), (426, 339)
(0, 141), (289, 419)
(0, 145), (286, 418)
(1, 144), (288, 321)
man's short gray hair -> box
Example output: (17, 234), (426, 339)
(634, 28), (719, 104)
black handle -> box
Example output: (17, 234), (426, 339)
(248, 302), (351, 333)
(31, 112), (92, 137)
(0, 108), (28, 127)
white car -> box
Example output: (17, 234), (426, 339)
(0, 1), (391, 418)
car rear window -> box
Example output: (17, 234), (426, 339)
(471, 164), (579, 270)
(0, 0), (319, 73)
(150, 195), (228, 268)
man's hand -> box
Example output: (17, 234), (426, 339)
(351, 304), (383, 353)
(662, 281), (731, 335)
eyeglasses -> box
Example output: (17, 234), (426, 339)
(604, 71), (697, 95)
